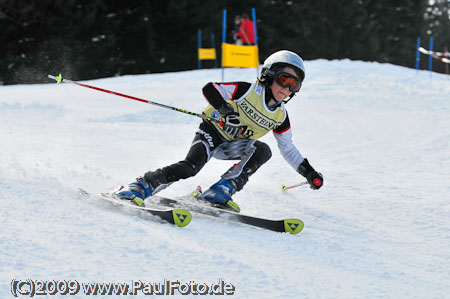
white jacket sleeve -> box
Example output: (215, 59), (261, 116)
(273, 129), (304, 171)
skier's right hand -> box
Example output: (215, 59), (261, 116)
(217, 102), (243, 138)
(217, 101), (236, 117)
(220, 113), (243, 138)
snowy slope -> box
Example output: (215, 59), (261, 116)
(1, 60), (449, 298)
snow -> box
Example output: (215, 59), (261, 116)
(1, 60), (449, 298)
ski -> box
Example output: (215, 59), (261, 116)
(148, 196), (304, 235)
(78, 189), (191, 227)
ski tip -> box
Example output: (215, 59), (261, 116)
(48, 74), (63, 84)
(172, 209), (192, 227)
(284, 219), (304, 235)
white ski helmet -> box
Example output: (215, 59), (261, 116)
(259, 50), (305, 85)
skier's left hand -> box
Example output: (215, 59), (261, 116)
(306, 171), (323, 190)
(297, 158), (323, 190)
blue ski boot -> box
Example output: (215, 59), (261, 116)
(115, 176), (152, 207)
(197, 178), (240, 212)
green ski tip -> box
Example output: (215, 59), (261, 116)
(172, 209), (192, 227)
(284, 219), (304, 234)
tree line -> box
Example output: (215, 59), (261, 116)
(0, 0), (449, 85)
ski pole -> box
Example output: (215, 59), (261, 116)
(281, 181), (308, 193)
(48, 74), (220, 124)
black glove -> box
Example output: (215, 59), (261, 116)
(217, 102), (243, 138)
(297, 158), (323, 190)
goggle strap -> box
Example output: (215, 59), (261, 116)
(283, 93), (296, 104)
(264, 69), (276, 79)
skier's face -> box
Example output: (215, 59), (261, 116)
(270, 67), (299, 102)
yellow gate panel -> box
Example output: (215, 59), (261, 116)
(198, 48), (217, 60)
(222, 43), (259, 68)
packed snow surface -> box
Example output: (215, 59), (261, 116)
(1, 60), (449, 298)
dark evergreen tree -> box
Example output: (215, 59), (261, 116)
(422, 0), (450, 72)
(0, 0), (447, 84)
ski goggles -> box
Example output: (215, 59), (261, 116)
(274, 72), (302, 93)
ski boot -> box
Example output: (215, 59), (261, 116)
(114, 176), (153, 207)
(197, 178), (240, 212)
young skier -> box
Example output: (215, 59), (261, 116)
(116, 50), (323, 211)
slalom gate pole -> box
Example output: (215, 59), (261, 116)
(429, 37), (434, 78)
(281, 181), (308, 193)
(48, 74), (219, 124)
(415, 37), (421, 73)
(445, 46), (449, 79)
(198, 29), (202, 69)
(221, 9), (227, 81)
